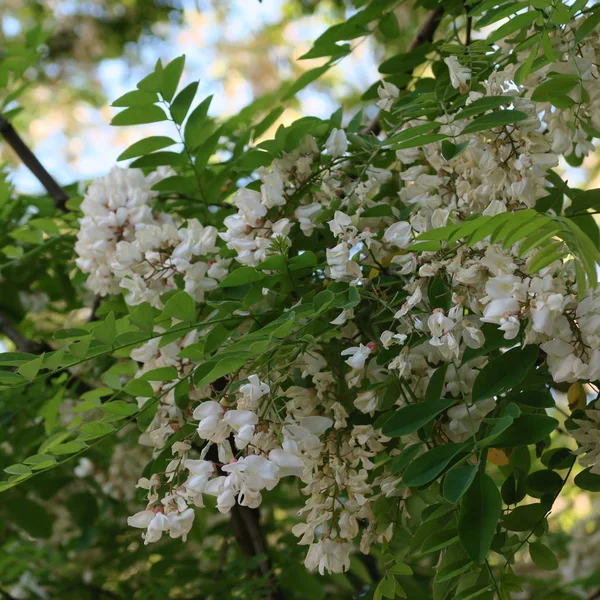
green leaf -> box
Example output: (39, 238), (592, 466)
(117, 136), (178, 161)
(541, 447), (575, 470)
(102, 401), (138, 417)
(184, 95), (213, 148)
(379, 43), (434, 75)
(219, 267), (265, 288)
(137, 60), (163, 93)
(518, 225), (562, 258)
(503, 503), (546, 531)
(195, 355), (248, 387)
(526, 470), (562, 497)
(458, 472), (501, 563)
(472, 345), (539, 402)
(454, 585), (494, 600)
(403, 443), (467, 487)
(130, 152), (186, 168)
(460, 110), (529, 135)
(455, 96), (514, 121)
(475, 2), (523, 28)
(444, 464), (478, 503)
(94, 312), (116, 345)
(491, 414), (558, 448)
(502, 214), (551, 249)
(529, 542), (558, 571)
(574, 6), (600, 44)
(528, 241), (564, 273)
(379, 12), (400, 39)
(574, 468), (600, 492)
(53, 328), (89, 340)
(390, 444), (422, 474)
(49, 441), (88, 455)
(487, 11), (537, 43)
(428, 277), (450, 311)
(382, 397), (456, 437)
(162, 291), (196, 323)
(441, 139), (469, 160)
(4, 463), (32, 475)
(161, 54), (185, 102)
(111, 105), (167, 126)
(78, 421), (115, 441)
(23, 454), (56, 466)
(257, 255), (287, 271)
(17, 353), (44, 380)
(477, 415), (514, 447)
(421, 529), (459, 555)
(531, 74), (580, 103)
(391, 133), (447, 150)
(289, 251), (318, 271)
(313, 290), (335, 312)
(298, 43), (351, 60)
(129, 302), (158, 333)
(389, 562), (413, 575)
(171, 81), (199, 125)
(112, 90), (159, 107)
(38, 431), (70, 454)
(435, 558), (472, 584)
(42, 389), (64, 435)
(141, 366), (178, 381)
(566, 189), (600, 215)
(509, 390), (554, 408)
(0, 352), (35, 366)
(384, 122), (440, 146)
(124, 378), (154, 397)
(0, 371), (24, 385)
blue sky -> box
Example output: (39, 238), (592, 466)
(3, 0), (380, 194)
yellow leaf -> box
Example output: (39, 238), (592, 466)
(488, 448), (510, 466)
(568, 382), (586, 412)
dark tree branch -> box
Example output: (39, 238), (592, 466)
(0, 313), (95, 395)
(200, 436), (284, 600)
(0, 313), (47, 354)
(0, 116), (70, 211)
(360, 6), (445, 136)
(466, 14), (473, 45)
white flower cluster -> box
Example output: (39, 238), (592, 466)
(75, 14), (600, 577)
(76, 167), (227, 307)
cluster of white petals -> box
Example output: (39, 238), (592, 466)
(76, 167), (226, 307)
(76, 18), (600, 576)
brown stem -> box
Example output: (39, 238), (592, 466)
(0, 116), (70, 211)
(200, 437), (284, 599)
(360, 6), (445, 136)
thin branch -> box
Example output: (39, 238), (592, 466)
(0, 116), (70, 211)
(360, 6), (445, 136)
